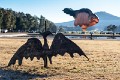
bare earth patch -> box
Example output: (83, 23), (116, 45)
(0, 38), (120, 80)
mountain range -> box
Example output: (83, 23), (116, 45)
(55, 11), (120, 31)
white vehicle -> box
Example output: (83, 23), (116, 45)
(1, 29), (8, 33)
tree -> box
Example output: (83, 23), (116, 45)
(0, 8), (3, 29)
(107, 24), (117, 32)
(58, 27), (65, 33)
(49, 22), (57, 33)
(7, 9), (16, 32)
(39, 15), (46, 32)
(0, 7), (57, 32)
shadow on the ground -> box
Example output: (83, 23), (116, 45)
(0, 66), (57, 80)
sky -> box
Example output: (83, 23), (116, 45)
(0, 0), (120, 23)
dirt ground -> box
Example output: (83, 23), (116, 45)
(0, 38), (120, 80)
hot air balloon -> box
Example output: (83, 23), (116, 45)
(63, 8), (99, 32)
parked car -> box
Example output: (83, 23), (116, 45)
(1, 29), (8, 33)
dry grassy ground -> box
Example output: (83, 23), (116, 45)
(0, 38), (120, 80)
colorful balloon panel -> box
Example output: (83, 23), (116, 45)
(74, 12), (89, 26)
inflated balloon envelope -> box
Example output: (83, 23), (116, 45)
(63, 8), (99, 31)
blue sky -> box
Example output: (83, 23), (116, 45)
(0, 0), (120, 23)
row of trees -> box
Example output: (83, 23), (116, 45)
(104, 24), (120, 32)
(0, 7), (57, 33)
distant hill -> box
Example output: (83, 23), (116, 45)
(55, 11), (120, 31)
(95, 11), (120, 20)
